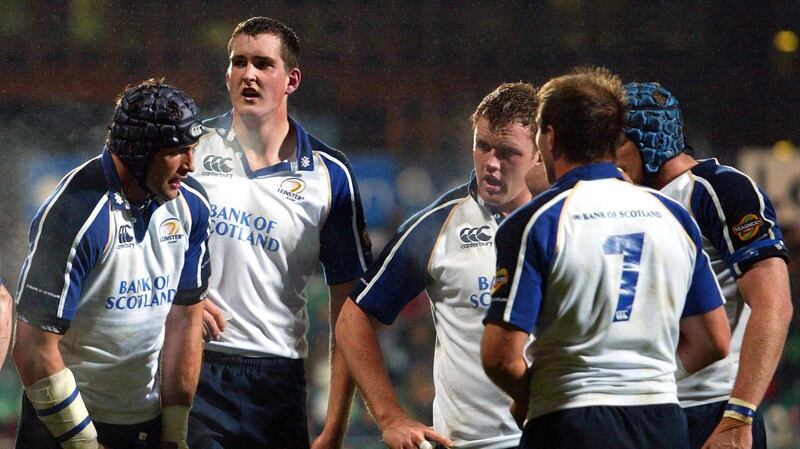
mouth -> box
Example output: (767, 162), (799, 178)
(241, 87), (260, 100)
(482, 175), (503, 194)
(168, 177), (184, 190)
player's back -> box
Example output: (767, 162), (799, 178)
(493, 166), (708, 420)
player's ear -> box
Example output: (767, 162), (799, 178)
(285, 67), (301, 95)
(225, 65), (232, 92)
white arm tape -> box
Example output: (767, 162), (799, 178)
(162, 404), (190, 449)
(25, 367), (99, 449)
(675, 354), (690, 381)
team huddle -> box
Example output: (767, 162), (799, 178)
(6, 15), (791, 449)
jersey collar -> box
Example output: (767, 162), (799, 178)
(102, 146), (132, 211)
(554, 162), (624, 188)
(218, 110), (316, 178)
(468, 170), (505, 224)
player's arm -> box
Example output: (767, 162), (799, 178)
(481, 322), (531, 423)
(14, 321), (100, 449)
(312, 280), (359, 449)
(703, 257), (791, 449)
(336, 299), (454, 449)
(678, 307), (730, 374)
(0, 281), (12, 370)
(163, 179), (211, 449)
(160, 301), (204, 449)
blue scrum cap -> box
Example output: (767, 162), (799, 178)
(623, 82), (684, 174)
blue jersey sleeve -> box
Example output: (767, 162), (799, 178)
(318, 151), (372, 285)
(351, 194), (462, 325)
(174, 177), (212, 306)
(650, 191), (725, 316)
(16, 161), (110, 334)
(690, 162), (789, 278)
(485, 194), (564, 333)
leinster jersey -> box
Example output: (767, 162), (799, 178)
(16, 149), (211, 424)
(195, 112), (371, 359)
(486, 163), (724, 421)
(660, 159), (789, 407)
(352, 175), (520, 449)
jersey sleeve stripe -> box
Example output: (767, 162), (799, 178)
(504, 191), (570, 323)
(17, 158), (98, 300)
(318, 151), (368, 271)
(692, 175), (735, 256)
(56, 198), (110, 318)
(355, 197), (465, 304)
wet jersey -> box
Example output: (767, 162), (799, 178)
(16, 148), (211, 424)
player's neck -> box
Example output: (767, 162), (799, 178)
(232, 110), (296, 169)
(111, 153), (150, 205)
(653, 153), (698, 190)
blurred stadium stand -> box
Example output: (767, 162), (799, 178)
(1, 2), (798, 448)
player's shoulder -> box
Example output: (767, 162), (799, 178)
(690, 158), (758, 193)
(399, 181), (471, 232)
(45, 156), (108, 216)
(180, 176), (211, 210)
(503, 182), (572, 233)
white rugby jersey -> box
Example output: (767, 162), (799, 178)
(195, 112), (371, 359)
(16, 149), (211, 424)
(353, 175), (520, 449)
(660, 159), (788, 407)
(486, 163), (724, 421)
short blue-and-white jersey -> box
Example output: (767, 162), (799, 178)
(660, 158), (789, 407)
(16, 148), (211, 424)
(486, 163), (724, 421)
(352, 175), (520, 449)
(195, 112), (371, 359)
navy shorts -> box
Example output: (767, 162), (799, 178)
(520, 404), (688, 449)
(684, 400), (766, 449)
(16, 395), (161, 449)
(188, 350), (309, 449)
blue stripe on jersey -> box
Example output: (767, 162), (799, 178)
(174, 176), (212, 305)
(319, 149), (372, 285)
(353, 183), (471, 325)
(689, 159), (788, 277)
(486, 190), (566, 333)
(484, 164), (599, 333)
(647, 190), (725, 316)
(17, 157), (110, 333)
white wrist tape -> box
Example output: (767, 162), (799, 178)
(25, 368), (99, 449)
(162, 404), (190, 449)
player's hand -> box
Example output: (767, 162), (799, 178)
(382, 417), (454, 449)
(310, 427), (344, 449)
(510, 398), (529, 430)
(701, 418), (752, 449)
(201, 296), (227, 342)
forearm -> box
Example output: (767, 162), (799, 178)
(336, 300), (407, 430)
(481, 323), (531, 404)
(161, 304), (204, 406)
(729, 303), (792, 405)
(322, 281), (359, 436)
(731, 258), (793, 406)
(13, 320), (66, 385)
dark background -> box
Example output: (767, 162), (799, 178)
(0, 2), (798, 447)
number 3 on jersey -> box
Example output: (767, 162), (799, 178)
(603, 233), (645, 322)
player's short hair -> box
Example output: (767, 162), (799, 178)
(228, 17), (301, 70)
(471, 82), (538, 138)
(537, 66), (627, 163)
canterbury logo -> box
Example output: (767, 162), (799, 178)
(118, 224), (134, 244)
(203, 155), (233, 173)
(189, 123), (203, 138)
(459, 225), (492, 244)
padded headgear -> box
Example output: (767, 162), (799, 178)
(623, 82), (684, 174)
(109, 81), (203, 185)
